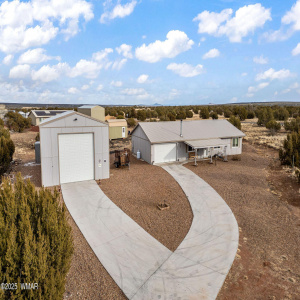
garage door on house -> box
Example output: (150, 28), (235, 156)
(58, 133), (94, 184)
(153, 143), (177, 164)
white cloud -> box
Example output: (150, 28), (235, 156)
(9, 64), (31, 78)
(69, 59), (101, 78)
(137, 74), (149, 84)
(248, 82), (269, 93)
(116, 44), (133, 58)
(292, 43), (300, 56)
(121, 88), (147, 95)
(135, 30), (194, 63)
(111, 80), (123, 87)
(230, 97), (238, 103)
(0, 0), (94, 53)
(31, 64), (60, 82)
(255, 68), (296, 81)
(241, 72), (248, 76)
(290, 82), (299, 89)
(253, 55), (268, 64)
(202, 48), (220, 59)
(100, 1), (137, 24)
(167, 63), (204, 77)
(97, 84), (104, 91)
(68, 87), (79, 94)
(282, 0), (300, 31)
(194, 4), (271, 42)
(2, 54), (14, 65)
(246, 93), (254, 98)
(81, 84), (89, 90)
(18, 48), (60, 64)
(111, 58), (127, 70)
(92, 48), (113, 62)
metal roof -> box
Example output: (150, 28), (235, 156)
(39, 110), (108, 126)
(185, 138), (227, 149)
(132, 119), (245, 144)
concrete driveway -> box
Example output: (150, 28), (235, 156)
(132, 164), (239, 300)
(61, 180), (172, 299)
(62, 165), (238, 300)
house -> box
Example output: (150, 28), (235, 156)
(131, 119), (245, 164)
(39, 111), (109, 187)
(29, 110), (67, 125)
(78, 105), (105, 122)
(107, 119), (128, 140)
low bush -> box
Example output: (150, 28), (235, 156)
(266, 120), (281, 135)
(210, 112), (218, 119)
(127, 118), (136, 127)
(0, 126), (15, 176)
(5, 111), (31, 133)
(0, 174), (73, 299)
(228, 115), (241, 130)
(279, 131), (300, 167)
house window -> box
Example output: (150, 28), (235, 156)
(232, 138), (239, 147)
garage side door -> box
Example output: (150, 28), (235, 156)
(59, 133), (94, 184)
(154, 143), (177, 163)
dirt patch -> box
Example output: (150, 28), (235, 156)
(100, 154), (193, 252)
(8, 129), (41, 187)
(185, 142), (300, 300)
(242, 119), (287, 150)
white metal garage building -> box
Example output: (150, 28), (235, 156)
(131, 119), (245, 164)
(39, 111), (109, 187)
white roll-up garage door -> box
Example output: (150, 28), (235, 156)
(153, 143), (177, 163)
(58, 133), (94, 184)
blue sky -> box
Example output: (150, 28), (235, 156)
(0, 0), (299, 105)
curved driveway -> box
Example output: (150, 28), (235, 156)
(62, 164), (238, 300)
(132, 164), (239, 300)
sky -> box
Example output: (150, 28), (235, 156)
(0, 0), (300, 106)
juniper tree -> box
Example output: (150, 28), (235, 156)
(0, 174), (73, 299)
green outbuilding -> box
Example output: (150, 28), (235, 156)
(107, 119), (128, 140)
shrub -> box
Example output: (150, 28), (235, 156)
(0, 174), (73, 299)
(266, 120), (281, 135)
(127, 118), (136, 127)
(137, 110), (147, 121)
(5, 111), (31, 133)
(284, 117), (300, 132)
(228, 115), (241, 130)
(176, 111), (186, 120)
(0, 127), (15, 176)
(279, 131), (300, 167)
(200, 107), (210, 119)
(116, 115), (124, 119)
(167, 113), (176, 121)
(224, 109), (232, 118)
(186, 110), (193, 118)
(210, 112), (218, 119)
(0, 119), (4, 126)
(247, 111), (255, 119)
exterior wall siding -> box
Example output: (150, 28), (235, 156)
(131, 127), (151, 163)
(109, 126), (128, 139)
(177, 142), (188, 161)
(40, 114), (109, 187)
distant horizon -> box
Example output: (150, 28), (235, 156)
(0, 1), (299, 105)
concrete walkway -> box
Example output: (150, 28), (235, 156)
(131, 164), (239, 300)
(61, 180), (172, 299)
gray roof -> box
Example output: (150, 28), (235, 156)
(132, 119), (245, 144)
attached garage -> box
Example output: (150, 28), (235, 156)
(39, 111), (109, 187)
(152, 143), (177, 163)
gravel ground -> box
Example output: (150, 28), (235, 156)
(64, 154), (193, 299)
(185, 142), (300, 300)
